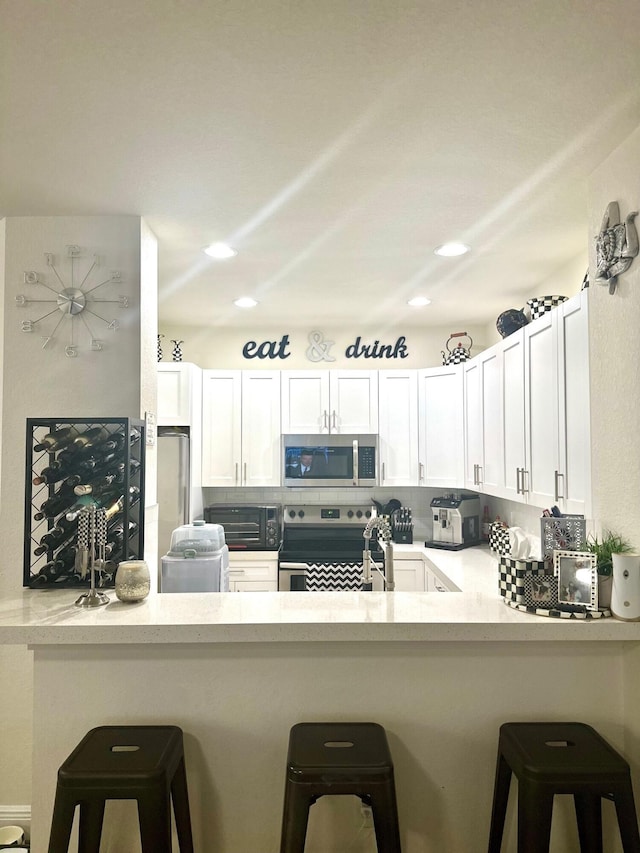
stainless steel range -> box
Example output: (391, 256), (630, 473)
(278, 504), (384, 591)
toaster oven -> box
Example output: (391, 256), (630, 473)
(203, 504), (281, 550)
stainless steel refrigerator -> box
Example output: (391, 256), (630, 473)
(157, 427), (191, 585)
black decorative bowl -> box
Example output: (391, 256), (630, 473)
(496, 308), (528, 338)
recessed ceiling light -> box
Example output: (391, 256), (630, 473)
(407, 296), (431, 307)
(434, 242), (470, 257)
(204, 242), (238, 259)
(234, 297), (258, 309)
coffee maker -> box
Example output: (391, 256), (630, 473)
(425, 494), (481, 551)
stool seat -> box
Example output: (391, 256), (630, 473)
(48, 725), (194, 853)
(280, 722), (401, 852)
(488, 721), (640, 853)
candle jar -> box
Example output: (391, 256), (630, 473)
(114, 559), (150, 603)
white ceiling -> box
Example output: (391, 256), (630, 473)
(2, 0), (640, 331)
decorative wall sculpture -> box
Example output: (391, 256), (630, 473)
(595, 201), (638, 294)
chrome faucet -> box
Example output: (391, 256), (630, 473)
(363, 513), (395, 591)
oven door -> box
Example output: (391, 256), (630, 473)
(278, 559), (381, 591)
(278, 562), (308, 591)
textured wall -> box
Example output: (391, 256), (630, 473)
(587, 139), (640, 544)
(0, 215), (152, 806)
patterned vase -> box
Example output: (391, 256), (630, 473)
(171, 340), (184, 362)
(157, 334), (164, 362)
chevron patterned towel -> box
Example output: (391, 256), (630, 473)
(305, 562), (364, 592)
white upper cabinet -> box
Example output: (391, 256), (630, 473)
(553, 291), (591, 515)
(378, 370), (419, 487)
(460, 290), (590, 513)
(500, 330), (527, 503)
(419, 366), (464, 488)
(157, 362), (202, 427)
(523, 311), (559, 508)
(281, 370), (378, 433)
(202, 370), (281, 487)
(463, 350), (501, 494)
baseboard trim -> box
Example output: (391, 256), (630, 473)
(0, 805), (31, 838)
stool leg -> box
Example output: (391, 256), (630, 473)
(370, 780), (402, 853)
(280, 783), (312, 853)
(487, 751), (512, 853)
(78, 799), (106, 853)
(171, 755), (194, 853)
(574, 792), (602, 853)
(517, 784), (553, 853)
(137, 786), (172, 853)
(47, 788), (76, 853)
(613, 785), (640, 853)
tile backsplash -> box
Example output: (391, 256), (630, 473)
(201, 486), (442, 542)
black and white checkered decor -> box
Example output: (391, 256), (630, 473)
(525, 295), (568, 320)
(305, 562), (364, 591)
(505, 600), (609, 619)
(499, 556), (547, 604)
(442, 346), (471, 366)
(489, 522), (511, 557)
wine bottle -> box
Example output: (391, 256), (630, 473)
(71, 426), (108, 451)
(33, 483), (79, 520)
(33, 427), (75, 454)
(64, 488), (123, 522)
(32, 455), (100, 485)
(107, 519), (139, 548)
(32, 460), (67, 486)
(33, 515), (78, 556)
(73, 472), (121, 497)
(31, 545), (79, 584)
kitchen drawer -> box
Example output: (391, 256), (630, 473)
(228, 553), (278, 589)
(229, 579), (277, 592)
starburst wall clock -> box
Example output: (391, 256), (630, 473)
(15, 244), (129, 357)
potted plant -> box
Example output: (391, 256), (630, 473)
(586, 531), (632, 608)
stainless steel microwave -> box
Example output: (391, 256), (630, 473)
(282, 434), (378, 488)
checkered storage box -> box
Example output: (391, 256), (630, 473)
(525, 295), (568, 320)
(499, 556), (547, 603)
(489, 522), (511, 556)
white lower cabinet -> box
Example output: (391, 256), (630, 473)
(391, 557), (425, 591)
(227, 553), (278, 592)
(425, 567), (453, 592)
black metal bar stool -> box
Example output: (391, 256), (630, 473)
(280, 721), (402, 853)
(47, 725), (194, 853)
(487, 721), (640, 853)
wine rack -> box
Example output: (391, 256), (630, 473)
(24, 417), (145, 588)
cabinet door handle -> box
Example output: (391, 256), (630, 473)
(516, 467), (522, 494)
(521, 469), (529, 494)
(554, 470), (565, 501)
(419, 462), (424, 482)
(332, 410), (337, 432)
(243, 462), (247, 486)
(322, 410), (329, 432)
(472, 463), (478, 485)
(477, 464), (482, 485)
(235, 462), (239, 486)
(381, 462), (386, 483)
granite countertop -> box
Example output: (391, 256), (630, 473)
(1, 545), (639, 645)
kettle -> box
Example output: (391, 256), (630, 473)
(441, 332), (473, 365)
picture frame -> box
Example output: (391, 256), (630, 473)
(554, 550), (598, 610)
(524, 573), (559, 608)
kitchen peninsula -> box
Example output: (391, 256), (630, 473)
(3, 547), (640, 852)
